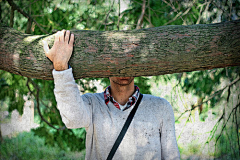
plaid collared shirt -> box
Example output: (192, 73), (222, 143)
(104, 85), (140, 111)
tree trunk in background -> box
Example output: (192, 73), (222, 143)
(0, 20), (240, 80)
(0, 127), (3, 142)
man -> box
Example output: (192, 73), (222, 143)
(43, 30), (180, 160)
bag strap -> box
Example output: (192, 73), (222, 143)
(107, 93), (143, 160)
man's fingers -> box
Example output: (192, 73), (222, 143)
(55, 31), (60, 42)
(69, 33), (74, 46)
(59, 30), (66, 42)
(65, 30), (70, 43)
(42, 40), (50, 55)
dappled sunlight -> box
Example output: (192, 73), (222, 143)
(150, 70), (240, 159)
(0, 96), (39, 137)
(175, 115), (218, 159)
(1, 0), (240, 159)
(12, 53), (19, 71)
(23, 35), (42, 43)
(104, 31), (147, 55)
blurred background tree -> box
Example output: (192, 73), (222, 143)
(0, 0), (239, 159)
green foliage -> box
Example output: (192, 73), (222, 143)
(33, 125), (86, 152)
(0, 70), (29, 115)
(134, 77), (151, 94)
(181, 67), (240, 117)
(214, 129), (240, 159)
(0, 131), (85, 160)
(1, 0), (240, 158)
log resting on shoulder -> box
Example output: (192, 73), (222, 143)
(0, 20), (240, 80)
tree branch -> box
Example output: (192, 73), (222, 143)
(10, 6), (14, 28)
(196, 1), (211, 24)
(26, 2), (32, 34)
(131, 0), (164, 14)
(176, 77), (240, 121)
(215, 102), (240, 145)
(26, 78), (65, 130)
(117, 0), (120, 31)
(1, 20), (240, 80)
(163, 0), (184, 22)
(6, 0), (48, 34)
(136, 0), (146, 29)
(105, 1), (114, 31)
(163, 5), (192, 26)
(206, 108), (224, 143)
(147, 0), (154, 28)
(235, 105), (240, 156)
(97, 0), (115, 31)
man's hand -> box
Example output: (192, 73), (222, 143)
(43, 30), (74, 71)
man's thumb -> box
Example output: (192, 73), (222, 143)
(42, 40), (50, 55)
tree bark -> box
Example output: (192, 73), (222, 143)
(0, 20), (240, 80)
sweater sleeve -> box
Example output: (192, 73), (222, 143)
(52, 68), (92, 129)
(160, 99), (180, 160)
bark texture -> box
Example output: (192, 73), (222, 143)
(0, 20), (240, 80)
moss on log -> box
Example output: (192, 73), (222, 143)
(0, 20), (240, 80)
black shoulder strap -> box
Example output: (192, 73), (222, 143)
(107, 93), (143, 160)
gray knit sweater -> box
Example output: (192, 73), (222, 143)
(53, 68), (180, 160)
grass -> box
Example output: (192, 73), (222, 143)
(0, 131), (85, 160)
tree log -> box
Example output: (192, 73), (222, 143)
(0, 20), (240, 80)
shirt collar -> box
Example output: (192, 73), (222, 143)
(104, 85), (140, 111)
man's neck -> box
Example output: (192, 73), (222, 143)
(110, 81), (135, 106)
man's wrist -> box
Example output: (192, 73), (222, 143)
(54, 63), (68, 71)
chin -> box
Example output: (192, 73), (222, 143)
(110, 77), (134, 86)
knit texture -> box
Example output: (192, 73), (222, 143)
(53, 68), (180, 160)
